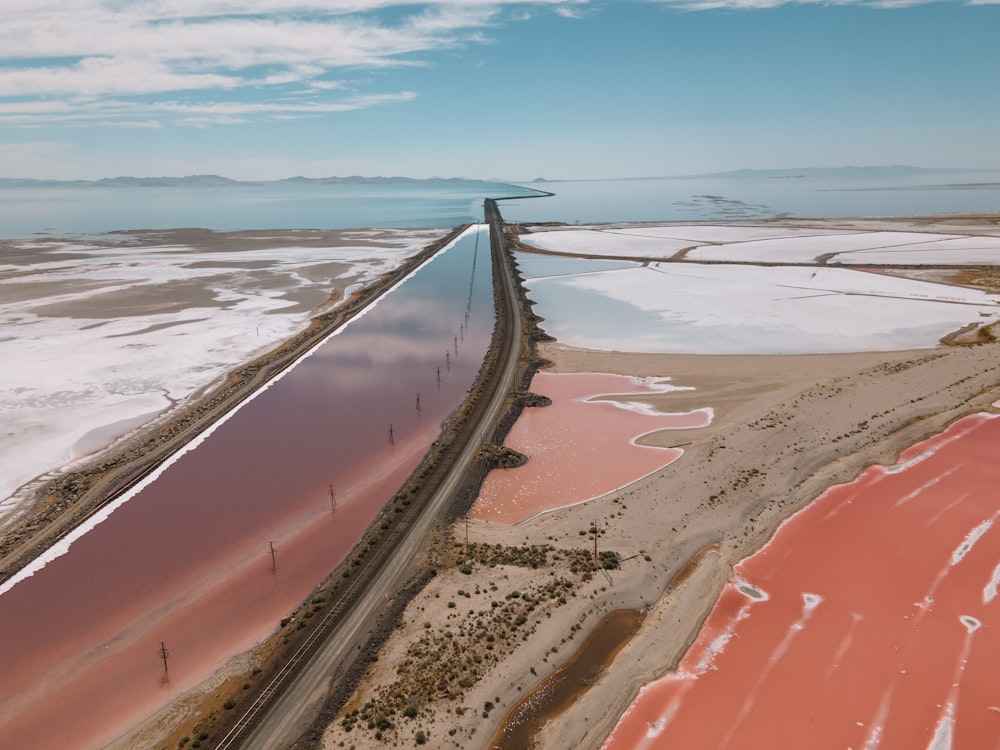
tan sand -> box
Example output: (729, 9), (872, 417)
(320, 333), (1000, 750)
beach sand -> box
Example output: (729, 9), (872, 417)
(320, 333), (1000, 749)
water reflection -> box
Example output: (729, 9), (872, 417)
(0, 227), (493, 749)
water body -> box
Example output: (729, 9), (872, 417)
(501, 171), (1000, 224)
(0, 180), (538, 237)
(0, 227), (493, 749)
(472, 372), (710, 525)
(5, 170), (998, 240)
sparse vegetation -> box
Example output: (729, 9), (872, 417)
(332, 540), (621, 746)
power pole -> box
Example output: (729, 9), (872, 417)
(329, 483), (337, 511)
(415, 393), (421, 412)
(158, 642), (170, 674)
(269, 541), (276, 572)
(388, 423), (395, 445)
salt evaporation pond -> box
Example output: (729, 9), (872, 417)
(0, 228), (493, 749)
(604, 412), (1000, 750)
(516, 253), (999, 355)
(472, 372), (712, 525)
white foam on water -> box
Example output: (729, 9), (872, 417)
(983, 562), (1000, 604)
(951, 512), (999, 567)
(892, 466), (959, 508)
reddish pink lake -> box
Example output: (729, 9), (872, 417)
(604, 412), (1000, 750)
(0, 232), (493, 749)
(471, 372), (711, 525)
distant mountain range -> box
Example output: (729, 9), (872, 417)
(0, 167), (988, 188)
(0, 174), (494, 188)
(525, 166), (985, 184)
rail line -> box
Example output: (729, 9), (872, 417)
(214, 206), (525, 748)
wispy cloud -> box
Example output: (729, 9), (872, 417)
(0, 1), (588, 128)
(0, 91), (419, 129)
(649, 0), (958, 8)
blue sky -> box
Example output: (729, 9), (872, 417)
(1, 0), (997, 180)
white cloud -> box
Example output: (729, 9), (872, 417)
(650, 0), (950, 8)
(0, 91), (418, 128)
(0, 1), (589, 129)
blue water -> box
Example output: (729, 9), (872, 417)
(0, 180), (539, 237)
(500, 171), (1000, 224)
(1, 171), (997, 237)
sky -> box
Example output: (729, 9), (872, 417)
(0, 0), (998, 181)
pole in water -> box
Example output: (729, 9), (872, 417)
(389, 423), (395, 445)
(445, 351), (450, 370)
(329, 483), (337, 511)
(436, 365), (441, 388)
(158, 642), (170, 674)
(269, 541), (276, 572)
(416, 393), (421, 412)
(454, 334), (459, 354)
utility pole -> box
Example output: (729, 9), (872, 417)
(445, 351), (450, 370)
(158, 642), (170, 674)
(269, 541), (276, 572)
(329, 483), (337, 511)
(388, 423), (395, 445)
(415, 393), (421, 412)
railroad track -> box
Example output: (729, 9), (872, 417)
(214, 514), (413, 749)
(215, 207), (525, 749)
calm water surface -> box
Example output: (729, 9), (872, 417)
(0, 227), (493, 749)
(5, 170), (997, 239)
(503, 171), (1000, 224)
(0, 181), (538, 236)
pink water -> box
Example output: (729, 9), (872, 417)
(0, 233), (492, 749)
(604, 412), (1000, 750)
(471, 372), (711, 525)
